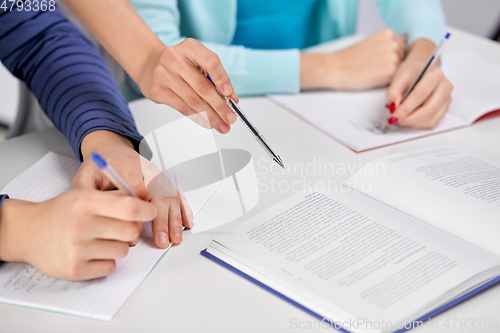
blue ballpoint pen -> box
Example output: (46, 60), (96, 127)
(91, 153), (189, 240)
(382, 32), (451, 133)
(91, 153), (136, 197)
(207, 75), (285, 169)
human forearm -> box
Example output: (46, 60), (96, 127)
(0, 8), (143, 159)
(62, 0), (163, 86)
(62, 0), (239, 133)
(0, 199), (35, 263)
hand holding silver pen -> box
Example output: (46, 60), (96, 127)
(207, 75), (285, 169)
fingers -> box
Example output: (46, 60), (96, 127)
(417, 97), (451, 129)
(150, 195), (184, 247)
(179, 191), (194, 229)
(168, 195), (183, 245)
(155, 85), (228, 133)
(399, 93), (452, 129)
(391, 67), (441, 120)
(151, 195), (171, 248)
(229, 91), (239, 104)
(77, 260), (117, 280)
(394, 33), (407, 61)
(170, 73), (235, 132)
(395, 71), (453, 129)
(182, 38), (235, 97)
(179, 64), (237, 126)
(133, 181), (153, 202)
(155, 39), (237, 133)
(72, 161), (108, 190)
(82, 191), (157, 222)
(386, 66), (413, 107)
(129, 222), (143, 247)
(86, 240), (130, 260)
(89, 216), (142, 243)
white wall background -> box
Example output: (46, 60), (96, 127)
(357, 0), (500, 36)
(1, 1), (500, 128)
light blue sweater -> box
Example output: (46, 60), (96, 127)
(129, 0), (446, 96)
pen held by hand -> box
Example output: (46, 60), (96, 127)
(206, 75), (285, 169)
(382, 32), (451, 134)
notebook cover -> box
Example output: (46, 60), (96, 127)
(201, 249), (500, 333)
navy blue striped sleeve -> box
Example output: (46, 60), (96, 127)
(0, 6), (143, 159)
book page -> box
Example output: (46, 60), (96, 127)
(269, 52), (500, 152)
(442, 52), (500, 124)
(0, 152), (218, 320)
(348, 145), (500, 257)
(210, 187), (500, 332)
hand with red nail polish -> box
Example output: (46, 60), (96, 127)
(389, 102), (396, 114)
(386, 39), (453, 129)
(388, 117), (398, 125)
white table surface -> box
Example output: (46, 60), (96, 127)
(0, 27), (499, 332)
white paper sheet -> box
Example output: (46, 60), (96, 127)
(270, 52), (500, 151)
(348, 145), (500, 257)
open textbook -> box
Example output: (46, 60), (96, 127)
(269, 52), (500, 152)
(202, 145), (500, 333)
(0, 152), (220, 321)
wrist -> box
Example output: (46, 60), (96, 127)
(137, 44), (166, 94)
(300, 53), (334, 90)
(80, 130), (134, 161)
(0, 199), (36, 263)
(406, 38), (436, 62)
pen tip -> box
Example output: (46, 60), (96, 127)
(382, 124), (390, 134)
(274, 155), (285, 169)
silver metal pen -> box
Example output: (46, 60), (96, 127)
(207, 75), (285, 169)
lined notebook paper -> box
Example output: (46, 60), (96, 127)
(0, 152), (219, 321)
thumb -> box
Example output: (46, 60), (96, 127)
(73, 163), (107, 190)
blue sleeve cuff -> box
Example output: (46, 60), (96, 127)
(0, 194), (9, 210)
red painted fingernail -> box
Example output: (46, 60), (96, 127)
(385, 104), (389, 109)
(389, 102), (396, 114)
(388, 117), (398, 125)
